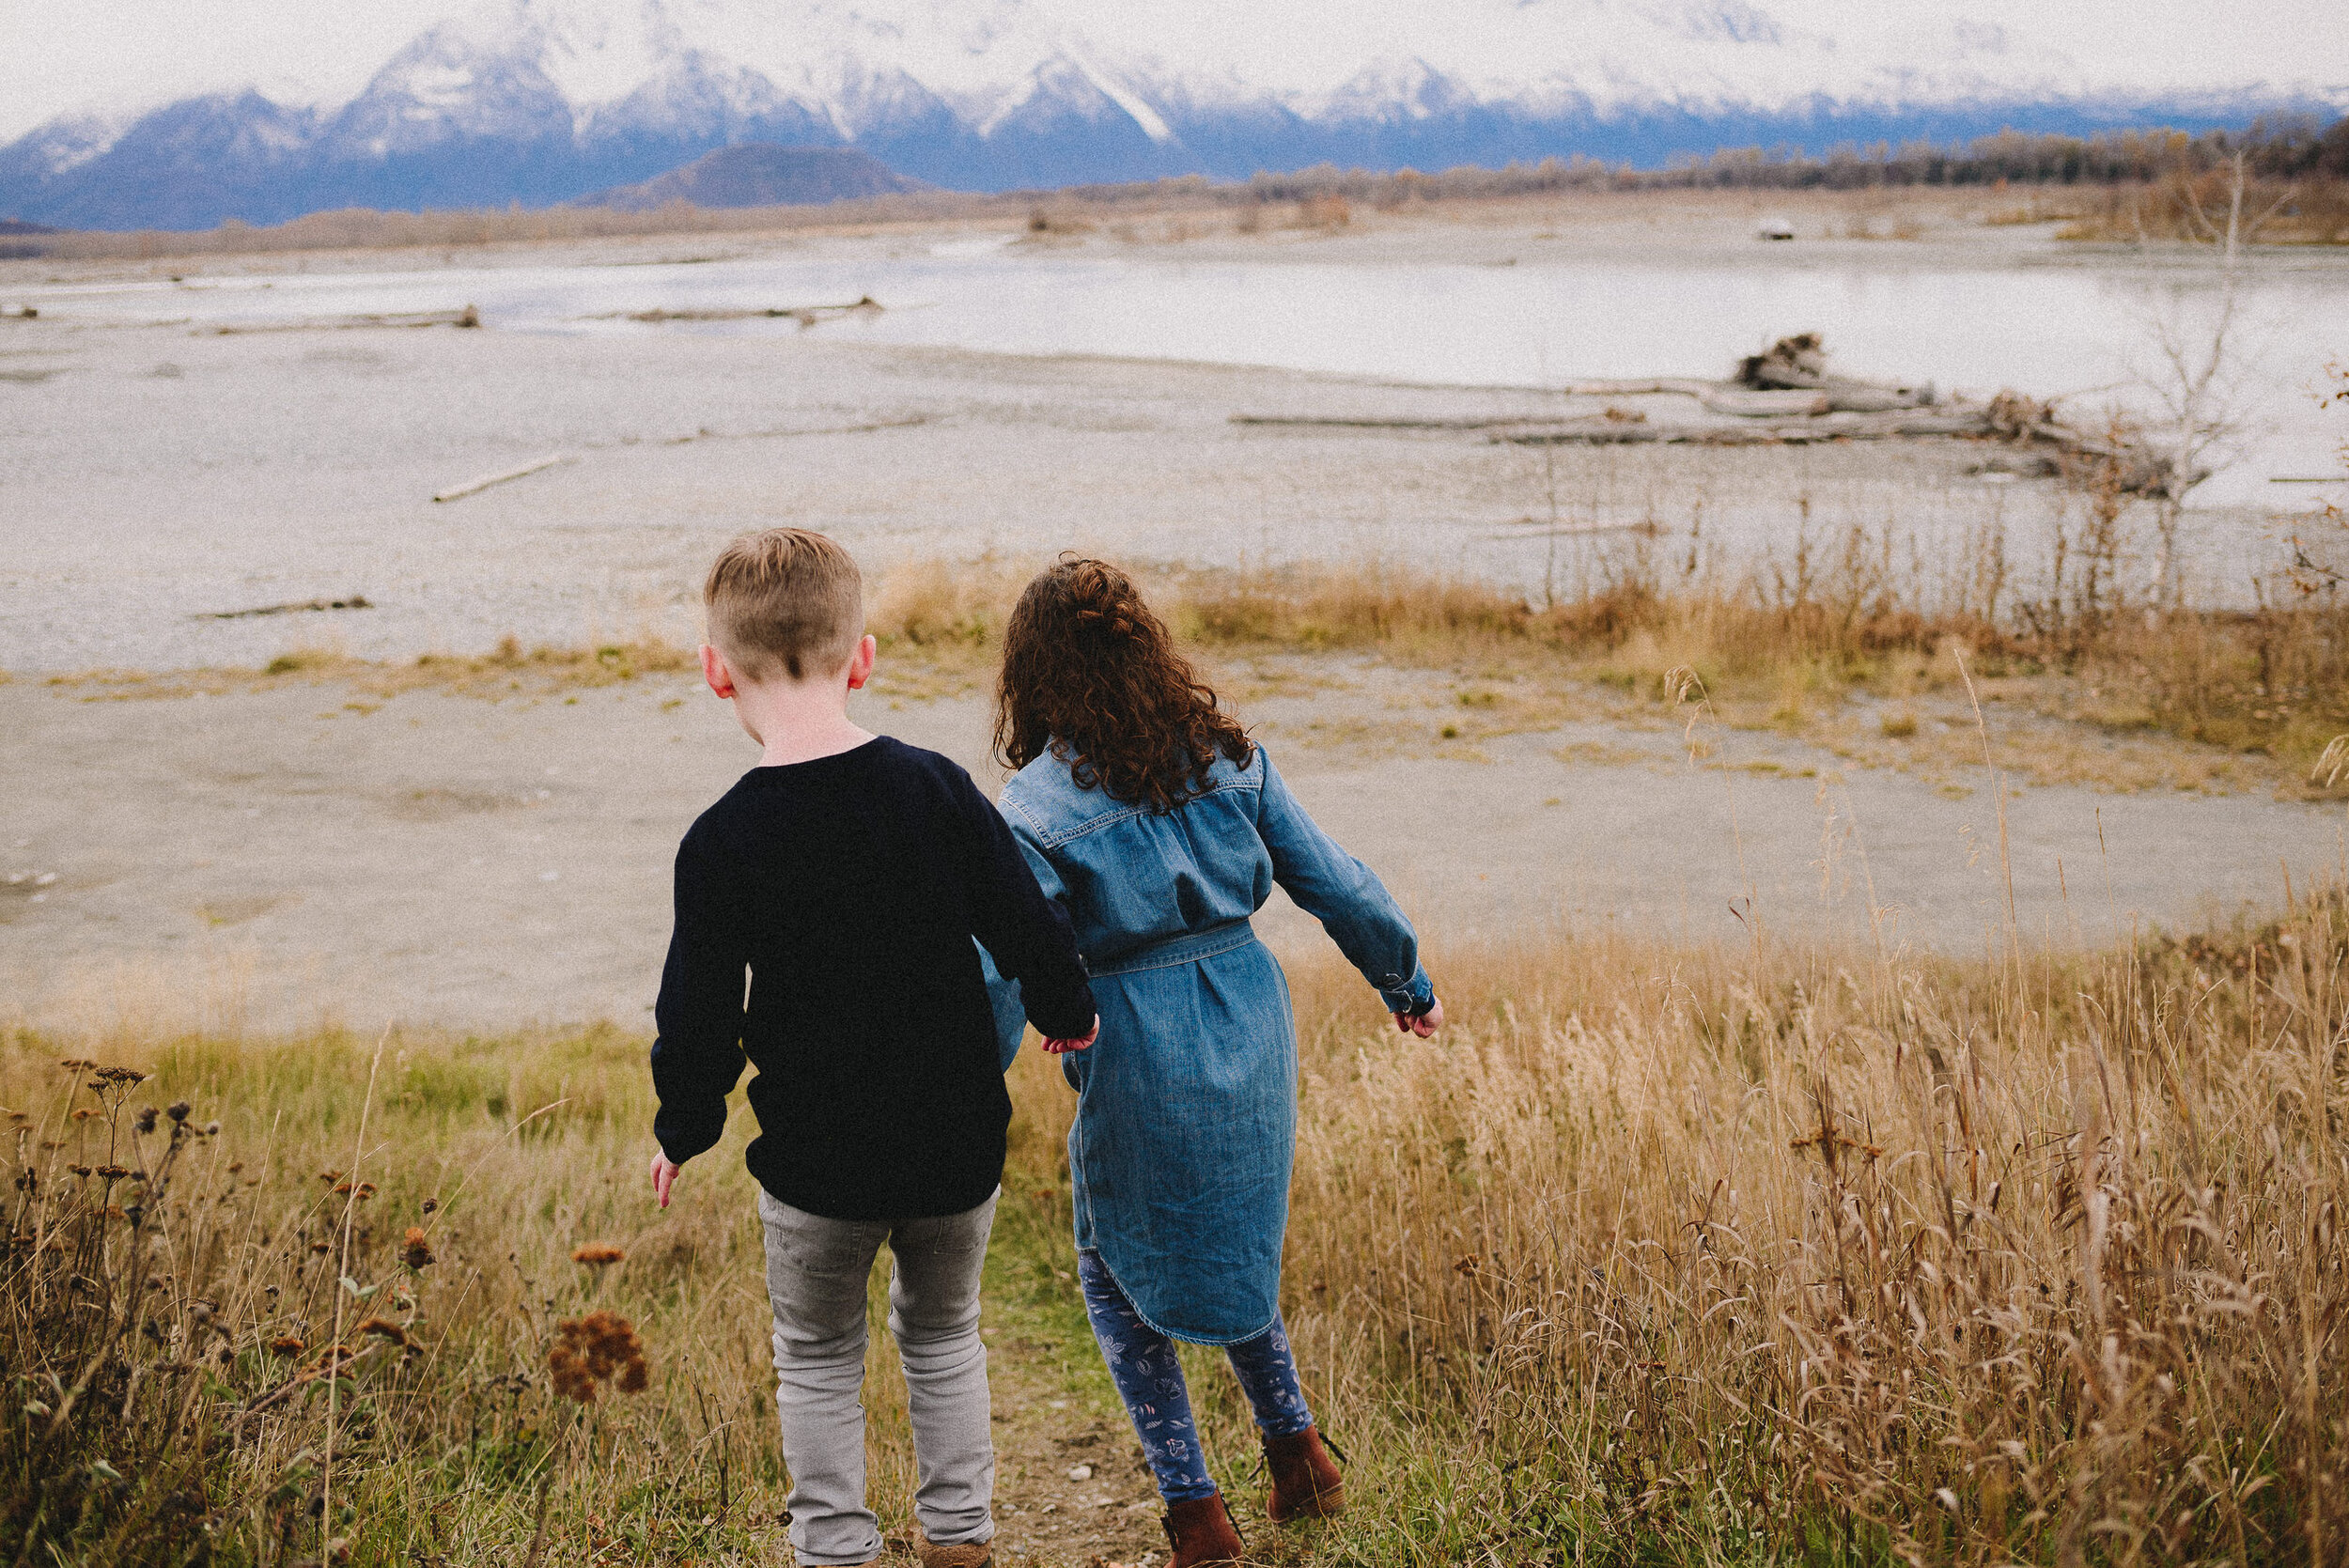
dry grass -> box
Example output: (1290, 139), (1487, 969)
(0, 1021), (793, 1564)
(41, 547), (2349, 794)
(50, 635), (699, 704)
(2054, 177), (2349, 245)
(850, 555), (2349, 793)
(6, 877), (2343, 1564)
(1267, 889), (2349, 1564)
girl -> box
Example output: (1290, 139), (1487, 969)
(990, 558), (1442, 1566)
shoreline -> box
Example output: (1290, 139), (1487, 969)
(11, 184), (2349, 282)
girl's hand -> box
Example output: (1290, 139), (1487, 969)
(650, 1152), (681, 1209)
(1392, 996), (1443, 1038)
(1044, 1017), (1101, 1055)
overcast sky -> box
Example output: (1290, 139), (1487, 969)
(3, 0), (2342, 144)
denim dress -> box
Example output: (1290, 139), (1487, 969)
(984, 743), (1433, 1344)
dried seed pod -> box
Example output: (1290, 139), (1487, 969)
(548, 1310), (649, 1404)
(400, 1228), (436, 1270)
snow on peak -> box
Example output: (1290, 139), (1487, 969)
(3, 0), (2342, 195)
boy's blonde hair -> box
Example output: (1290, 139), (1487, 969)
(703, 529), (864, 683)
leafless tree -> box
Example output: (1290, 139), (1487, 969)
(2134, 151), (2295, 604)
(2286, 362), (2349, 594)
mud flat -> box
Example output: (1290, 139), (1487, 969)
(4, 664), (2340, 1035)
(6, 201), (2343, 673)
(0, 316), (2319, 677)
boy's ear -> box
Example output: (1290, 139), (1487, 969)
(699, 643), (737, 699)
(844, 633), (877, 692)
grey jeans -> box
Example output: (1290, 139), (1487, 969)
(757, 1187), (1000, 1566)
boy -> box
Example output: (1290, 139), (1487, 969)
(648, 529), (1097, 1568)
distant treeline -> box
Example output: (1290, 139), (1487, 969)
(7, 115), (2342, 261)
(1228, 114), (2349, 198)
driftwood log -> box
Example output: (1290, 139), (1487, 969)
(1498, 411), (1983, 446)
(1234, 334), (2191, 498)
(432, 453), (571, 504)
(1493, 402), (2191, 495)
(210, 305), (479, 334)
(616, 296), (881, 327)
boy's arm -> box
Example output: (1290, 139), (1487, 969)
(953, 772), (1096, 1042)
(649, 833), (751, 1174)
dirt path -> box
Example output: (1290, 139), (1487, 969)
(976, 1320), (1168, 1568)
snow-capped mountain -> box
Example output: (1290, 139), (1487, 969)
(1, 0), (2339, 230)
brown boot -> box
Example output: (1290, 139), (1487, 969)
(1264, 1426), (1346, 1523)
(1161, 1492), (1245, 1567)
(914, 1531), (991, 1568)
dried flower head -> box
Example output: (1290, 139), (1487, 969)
(570, 1243), (625, 1266)
(354, 1316), (409, 1345)
(400, 1228), (436, 1270)
(548, 1310), (649, 1404)
(133, 1107), (157, 1134)
(419, 1196), (438, 1215)
(268, 1336), (306, 1357)
(164, 1100), (189, 1123)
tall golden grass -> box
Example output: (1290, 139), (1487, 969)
(7, 873), (2343, 1563)
(1270, 896), (2348, 1564)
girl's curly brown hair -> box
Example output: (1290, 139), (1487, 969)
(995, 557), (1253, 812)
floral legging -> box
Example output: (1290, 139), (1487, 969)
(1075, 1249), (1315, 1502)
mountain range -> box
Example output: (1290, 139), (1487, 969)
(578, 144), (926, 210)
(2, 0), (2341, 231)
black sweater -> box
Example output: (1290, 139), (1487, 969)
(650, 737), (1095, 1219)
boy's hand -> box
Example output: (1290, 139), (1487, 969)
(1392, 996), (1444, 1038)
(650, 1152), (681, 1209)
(1043, 1017), (1101, 1056)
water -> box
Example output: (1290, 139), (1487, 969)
(16, 241), (2346, 507)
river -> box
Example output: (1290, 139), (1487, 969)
(14, 235), (2345, 510)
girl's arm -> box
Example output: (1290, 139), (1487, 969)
(1253, 747), (1439, 1029)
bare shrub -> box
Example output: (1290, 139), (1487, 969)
(1294, 194), (1351, 229)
